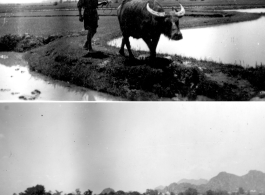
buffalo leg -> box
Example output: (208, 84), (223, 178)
(119, 37), (126, 56)
(143, 37), (157, 59)
(150, 35), (160, 59)
(123, 36), (135, 59)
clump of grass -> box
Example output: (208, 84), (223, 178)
(0, 33), (63, 52)
(243, 65), (265, 91)
(0, 34), (22, 51)
(16, 35), (44, 52)
(217, 62), (265, 92)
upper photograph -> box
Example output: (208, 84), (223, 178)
(0, 0), (265, 101)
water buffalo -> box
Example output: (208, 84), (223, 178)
(117, 0), (185, 60)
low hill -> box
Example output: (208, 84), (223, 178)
(160, 170), (265, 194)
(163, 183), (202, 194)
(207, 170), (265, 192)
(177, 179), (208, 186)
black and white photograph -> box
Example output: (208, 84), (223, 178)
(1, 0), (265, 194)
(1, 103), (265, 195)
(1, 0), (265, 101)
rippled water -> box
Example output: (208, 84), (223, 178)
(0, 52), (121, 101)
(109, 15), (265, 67)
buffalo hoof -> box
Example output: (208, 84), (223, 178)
(119, 50), (125, 56)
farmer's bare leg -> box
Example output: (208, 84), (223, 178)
(84, 29), (96, 52)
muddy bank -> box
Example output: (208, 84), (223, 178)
(24, 35), (265, 101)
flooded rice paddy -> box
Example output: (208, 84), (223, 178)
(109, 9), (265, 67)
(0, 52), (121, 101)
(224, 8), (265, 13)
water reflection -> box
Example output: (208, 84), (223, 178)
(109, 16), (265, 67)
(0, 52), (121, 101)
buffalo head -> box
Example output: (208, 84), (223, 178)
(147, 3), (185, 40)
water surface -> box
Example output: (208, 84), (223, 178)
(109, 16), (265, 67)
(0, 52), (121, 101)
(224, 8), (265, 13)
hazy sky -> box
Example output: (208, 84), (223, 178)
(1, 103), (265, 195)
(0, 0), (43, 3)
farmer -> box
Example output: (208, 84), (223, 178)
(78, 0), (108, 52)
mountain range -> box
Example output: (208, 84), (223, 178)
(156, 170), (265, 194)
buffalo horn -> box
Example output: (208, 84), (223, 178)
(174, 4), (185, 17)
(146, 3), (166, 17)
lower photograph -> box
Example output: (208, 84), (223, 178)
(0, 103), (265, 195)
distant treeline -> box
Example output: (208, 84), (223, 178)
(14, 185), (265, 195)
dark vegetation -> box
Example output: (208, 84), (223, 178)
(16, 185), (91, 195)
(0, 34), (63, 52)
(15, 185), (265, 195)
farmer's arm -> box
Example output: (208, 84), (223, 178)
(77, 0), (84, 21)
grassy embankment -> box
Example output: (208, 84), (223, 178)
(1, 1), (265, 100)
